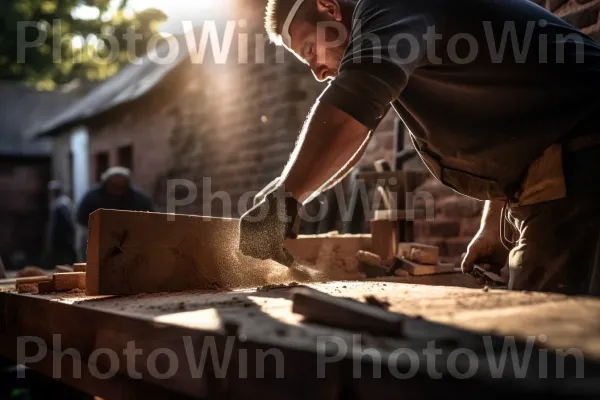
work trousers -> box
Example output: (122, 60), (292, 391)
(507, 145), (600, 296)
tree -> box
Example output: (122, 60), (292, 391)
(0, 0), (167, 90)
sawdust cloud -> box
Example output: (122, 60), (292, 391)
(215, 249), (333, 290)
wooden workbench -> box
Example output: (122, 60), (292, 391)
(1, 281), (599, 399)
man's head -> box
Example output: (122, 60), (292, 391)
(47, 180), (63, 201)
(265, 0), (355, 82)
(101, 167), (131, 197)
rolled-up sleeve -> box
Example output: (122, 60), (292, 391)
(319, 0), (433, 130)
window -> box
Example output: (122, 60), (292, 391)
(117, 144), (134, 172)
(95, 151), (109, 183)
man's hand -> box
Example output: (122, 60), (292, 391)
(461, 200), (510, 275)
(461, 229), (509, 275)
(239, 186), (301, 266)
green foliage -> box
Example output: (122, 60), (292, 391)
(0, 0), (167, 89)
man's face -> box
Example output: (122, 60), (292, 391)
(288, 2), (349, 82)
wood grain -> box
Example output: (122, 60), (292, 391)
(86, 209), (325, 296)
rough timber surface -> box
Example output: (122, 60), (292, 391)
(1, 282), (600, 399)
(86, 209), (328, 296)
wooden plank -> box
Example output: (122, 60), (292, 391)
(86, 209), (324, 296)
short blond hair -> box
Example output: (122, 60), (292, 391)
(265, 0), (316, 46)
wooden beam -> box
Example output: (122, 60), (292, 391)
(85, 209), (320, 296)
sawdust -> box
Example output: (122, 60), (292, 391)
(196, 232), (334, 291)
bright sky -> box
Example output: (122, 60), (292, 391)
(73, 0), (225, 34)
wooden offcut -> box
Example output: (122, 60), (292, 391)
(399, 258), (457, 276)
(356, 250), (390, 278)
(398, 243), (440, 265)
(16, 283), (38, 294)
(73, 263), (87, 273)
(37, 280), (56, 294)
(291, 286), (405, 336)
(355, 250), (382, 267)
(54, 272), (86, 292)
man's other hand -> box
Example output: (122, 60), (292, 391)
(238, 186), (301, 266)
(461, 229), (509, 275)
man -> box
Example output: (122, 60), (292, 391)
(239, 0), (600, 295)
(76, 167), (154, 260)
(45, 181), (76, 267)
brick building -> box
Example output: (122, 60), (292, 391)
(32, 0), (600, 263)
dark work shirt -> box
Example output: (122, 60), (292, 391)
(320, 0), (600, 200)
(76, 184), (154, 227)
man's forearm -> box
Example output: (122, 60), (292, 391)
(479, 200), (503, 235)
(280, 101), (371, 203)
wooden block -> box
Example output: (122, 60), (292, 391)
(86, 209), (306, 296)
(394, 268), (410, 277)
(291, 287), (405, 336)
(53, 272), (86, 292)
(284, 234), (371, 262)
(16, 283), (38, 294)
(356, 250), (390, 278)
(370, 219), (398, 262)
(284, 233), (372, 280)
(398, 243), (439, 265)
(400, 258), (457, 276)
(73, 263), (87, 273)
(37, 281), (56, 294)
(358, 263), (389, 279)
(355, 251), (382, 267)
